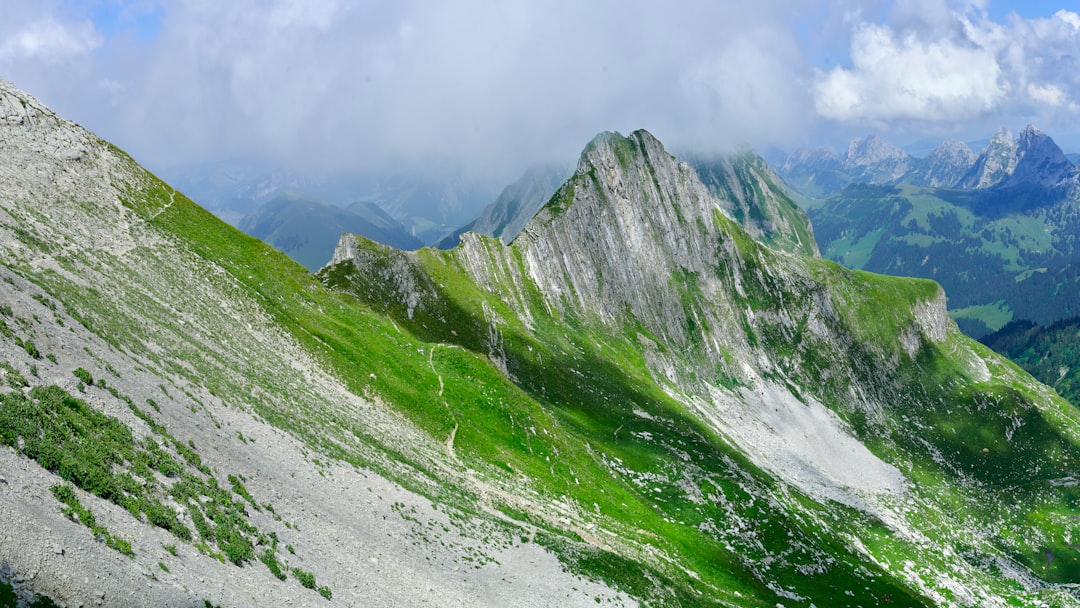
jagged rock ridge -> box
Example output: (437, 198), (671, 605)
(778, 125), (1080, 196)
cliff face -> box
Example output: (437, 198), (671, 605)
(509, 131), (943, 383)
(514, 131), (730, 349)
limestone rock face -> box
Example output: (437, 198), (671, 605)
(321, 126), (1080, 607)
(843, 135), (912, 181)
(961, 127), (1020, 189)
(515, 131), (726, 348)
(907, 139), (977, 188)
(1005, 125), (1078, 189)
(510, 130), (947, 386)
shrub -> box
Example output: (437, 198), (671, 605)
(72, 368), (93, 385)
(259, 548), (287, 580)
(291, 567), (316, 589)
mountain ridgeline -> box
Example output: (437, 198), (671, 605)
(4, 78), (1080, 607)
(778, 125), (1080, 198)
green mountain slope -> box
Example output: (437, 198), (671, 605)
(4, 80), (1080, 607)
(809, 182), (1080, 336)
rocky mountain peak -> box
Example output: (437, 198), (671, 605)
(959, 126), (1020, 189)
(517, 129), (729, 345)
(840, 135), (912, 183)
(1005, 124), (1077, 188)
(929, 138), (976, 163)
(0, 78), (96, 164)
(905, 139), (977, 188)
(843, 135), (908, 168)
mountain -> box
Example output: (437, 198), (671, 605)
(237, 193), (422, 271)
(6, 79), (1080, 607)
(842, 135), (912, 182)
(808, 181), (1080, 336)
(0, 79), (628, 607)
(958, 127), (1020, 189)
(777, 126), (1077, 197)
(784, 126), (1080, 336)
(905, 139), (976, 188)
(166, 162), (500, 245)
(436, 164), (568, 249)
(687, 151), (819, 256)
(1003, 125), (1078, 190)
(775, 137), (915, 197)
(774, 144), (843, 197)
(325, 129), (1080, 606)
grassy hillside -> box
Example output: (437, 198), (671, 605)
(809, 183), (1080, 336)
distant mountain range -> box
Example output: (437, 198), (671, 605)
(777, 126), (1080, 337)
(238, 193), (423, 271)
(778, 126), (1079, 198)
(164, 162), (500, 245)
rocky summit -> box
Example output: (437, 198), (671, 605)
(4, 78), (1080, 607)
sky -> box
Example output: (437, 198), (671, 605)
(2, 0), (1080, 181)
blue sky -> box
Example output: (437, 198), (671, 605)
(2, 1), (1080, 179)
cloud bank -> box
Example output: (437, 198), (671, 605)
(2, 1), (1079, 181)
(814, 5), (1080, 140)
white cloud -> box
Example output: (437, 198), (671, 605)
(1027, 83), (1077, 110)
(6, 1), (1080, 180)
(92, 0), (825, 175)
(814, 20), (1005, 122)
(814, 5), (1080, 134)
(0, 17), (103, 62)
